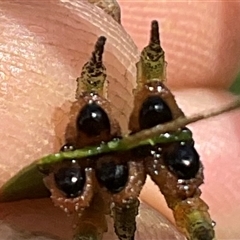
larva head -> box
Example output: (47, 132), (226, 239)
(66, 36), (121, 148)
(129, 20), (180, 133)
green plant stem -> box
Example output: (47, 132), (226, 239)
(38, 98), (240, 167)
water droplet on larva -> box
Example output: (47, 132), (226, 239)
(75, 205), (79, 211)
(163, 132), (170, 138)
(178, 179), (184, 184)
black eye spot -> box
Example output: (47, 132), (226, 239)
(96, 162), (128, 193)
(164, 142), (200, 179)
(139, 96), (173, 129)
(54, 167), (86, 198)
(76, 102), (110, 136)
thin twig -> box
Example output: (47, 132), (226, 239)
(38, 98), (240, 166)
(124, 98), (240, 146)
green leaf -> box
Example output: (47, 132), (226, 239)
(0, 162), (49, 202)
(38, 131), (192, 168)
(0, 130), (191, 202)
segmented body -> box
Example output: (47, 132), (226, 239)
(42, 36), (145, 240)
(128, 21), (215, 240)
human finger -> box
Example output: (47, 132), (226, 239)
(0, 1), (184, 239)
(0, 200), (185, 239)
(0, 0), (138, 185)
(118, 0), (240, 89)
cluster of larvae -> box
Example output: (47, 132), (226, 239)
(42, 21), (215, 240)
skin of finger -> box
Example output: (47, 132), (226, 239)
(0, 1), (183, 239)
(0, 221), (62, 240)
(141, 89), (240, 239)
(0, 0), (239, 239)
(1, 1), (239, 181)
(0, 0), (139, 184)
(0, 200), (185, 240)
(118, 0), (240, 89)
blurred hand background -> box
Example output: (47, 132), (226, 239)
(0, 1), (240, 239)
